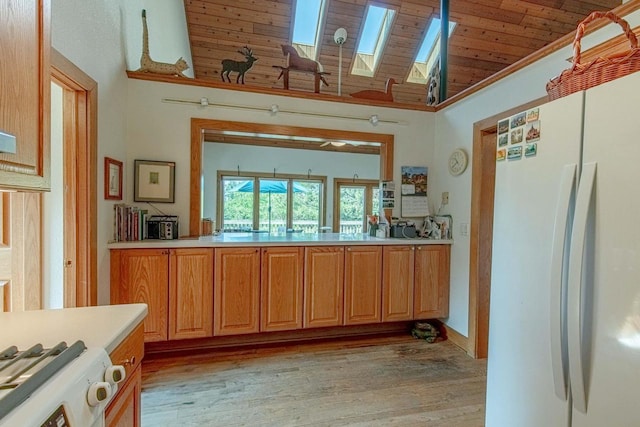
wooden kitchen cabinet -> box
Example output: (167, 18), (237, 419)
(105, 364), (142, 427)
(214, 247), (260, 335)
(169, 248), (214, 340)
(0, 0), (51, 191)
(111, 248), (214, 342)
(414, 245), (451, 319)
(106, 322), (144, 427)
(344, 246), (382, 325)
(111, 249), (169, 342)
(261, 247), (304, 332)
(382, 245), (415, 322)
(304, 246), (345, 328)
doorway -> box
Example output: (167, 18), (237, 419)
(50, 49), (98, 307)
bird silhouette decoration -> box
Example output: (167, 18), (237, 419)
(350, 78), (397, 102)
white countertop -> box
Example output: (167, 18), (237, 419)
(0, 303), (148, 354)
(108, 232), (453, 249)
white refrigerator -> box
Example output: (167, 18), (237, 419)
(485, 71), (640, 427)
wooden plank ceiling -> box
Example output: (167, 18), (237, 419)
(184, 0), (621, 106)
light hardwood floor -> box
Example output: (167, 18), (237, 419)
(141, 336), (487, 426)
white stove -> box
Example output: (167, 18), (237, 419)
(0, 341), (125, 427)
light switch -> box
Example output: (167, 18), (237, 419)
(460, 222), (469, 236)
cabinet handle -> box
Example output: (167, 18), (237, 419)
(120, 355), (136, 366)
(411, 246), (415, 251)
(347, 247), (351, 251)
(417, 246), (422, 250)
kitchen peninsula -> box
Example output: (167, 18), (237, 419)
(109, 233), (451, 353)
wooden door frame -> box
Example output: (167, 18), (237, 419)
(190, 119), (394, 236)
(333, 178), (380, 232)
(50, 49), (98, 307)
(467, 96), (546, 358)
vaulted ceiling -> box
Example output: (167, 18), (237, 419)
(184, 0), (621, 106)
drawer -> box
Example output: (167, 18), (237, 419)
(109, 322), (144, 381)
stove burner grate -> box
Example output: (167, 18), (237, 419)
(0, 340), (86, 420)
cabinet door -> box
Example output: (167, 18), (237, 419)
(414, 245), (451, 319)
(105, 364), (142, 427)
(344, 246), (382, 325)
(382, 245), (415, 322)
(169, 248), (214, 340)
(0, 0), (50, 191)
(304, 246), (344, 328)
(214, 247), (260, 336)
(111, 249), (169, 342)
(261, 247), (304, 332)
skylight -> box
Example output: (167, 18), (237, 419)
(351, 5), (396, 77)
(291, 0), (327, 60)
(407, 17), (457, 84)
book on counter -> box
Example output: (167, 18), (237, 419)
(113, 204), (148, 242)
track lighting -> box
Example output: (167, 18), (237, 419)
(161, 98), (406, 126)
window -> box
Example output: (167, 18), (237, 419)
(351, 5), (396, 77)
(219, 173), (325, 233)
(407, 17), (457, 84)
(334, 179), (380, 233)
(291, 0), (327, 60)
(292, 181), (322, 233)
(221, 177), (254, 232)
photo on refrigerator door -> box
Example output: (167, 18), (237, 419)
(510, 112), (526, 128)
(511, 127), (524, 144)
(507, 146), (522, 160)
(498, 119), (509, 134)
(525, 121), (541, 143)
(496, 149), (506, 161)
(498, 134), (508, 147)
(524, 143), (537, 157)
(526, 108), (539, 122)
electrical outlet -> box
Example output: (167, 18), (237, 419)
(442, 192), (449, 205)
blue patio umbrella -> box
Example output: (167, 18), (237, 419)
(234, 180), (307, 231)
(234, 180), (307, 193)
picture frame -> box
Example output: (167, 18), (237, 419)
(104, 157), (123, 200)
(134, 159), (175, 203)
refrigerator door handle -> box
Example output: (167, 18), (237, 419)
(550, 163), (576, 401)
(567, 161), (597, 414)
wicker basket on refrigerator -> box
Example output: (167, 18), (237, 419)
(546, 11), (640, 100)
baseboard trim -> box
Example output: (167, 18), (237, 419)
(145, 322), (414, 357)
(444, 325), (470, 356)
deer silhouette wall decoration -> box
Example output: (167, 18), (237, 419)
(221, 46), (257, 84)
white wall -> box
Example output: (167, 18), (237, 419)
(43, 83), (64, 309)
(122, 0), (194, 78)
(432, 9), (640, 335)
(125, 79), (436, 232)
(52, 0), (130, 305)
(202, 143), (380, 225)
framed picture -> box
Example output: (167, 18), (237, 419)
(134, 159), (175, 203)
(104, 157), (123, 200)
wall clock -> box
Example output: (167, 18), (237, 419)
(448, 148), (468, 176)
